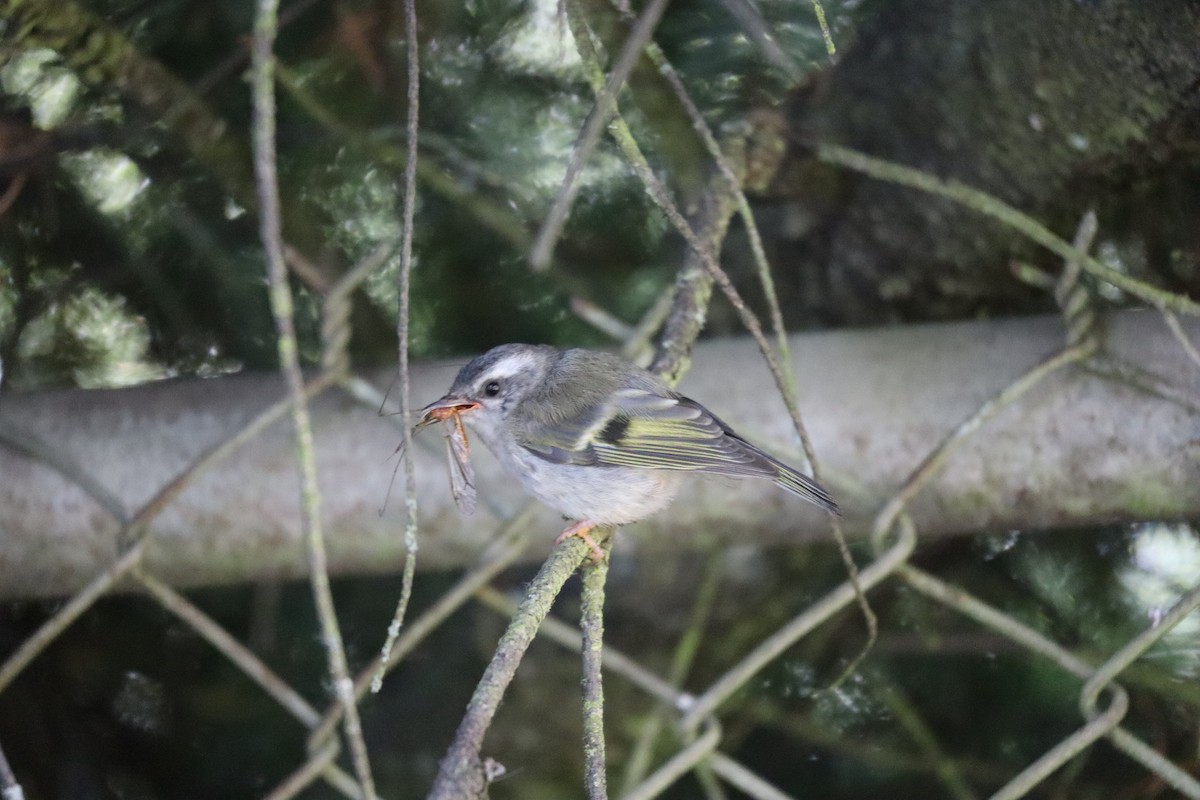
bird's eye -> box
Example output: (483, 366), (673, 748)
(484, 380), (501, 397)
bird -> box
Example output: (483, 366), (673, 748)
(418, 343), (838, 560)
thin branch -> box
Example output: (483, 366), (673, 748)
(807, 0), (837, 58)
(530, 0), (671, 270)
(815, 144), (1200, 317)
(308, 508), (534, 750)
(374, 0), (424, 695)
(602, 3), (874, 673)
(249, 2), (375, 797)
(568, 1), (717, 380)
(1163, 310), (1200, 372)
(320, 765), (375, 800)
(472, 585), (684, 706)
(571, 296), (636, 341)
(428, 537), (591, 798)
(621, 282), (677, 363)
(716, 0), (804, 82)
(575, 2), (837, 492)
(632, 26), (874, 687)
(580, 534), (613, 799)
(622, 719), (722, 800)
(261, 741), (340, 800)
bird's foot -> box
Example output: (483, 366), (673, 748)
(555, 521), (606, 563)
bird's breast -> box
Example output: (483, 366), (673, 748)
(506, 444), (682, 524)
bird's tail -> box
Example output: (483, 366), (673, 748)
(773, 460), (840, 515)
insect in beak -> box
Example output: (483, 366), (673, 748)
(391, 396), (480, 516)
(415, 397), (480, 431)
(390, 397), (478, 459)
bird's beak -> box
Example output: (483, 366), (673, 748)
(416, 395), (480, 429)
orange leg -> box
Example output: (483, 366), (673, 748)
(555, 520), (607, 563)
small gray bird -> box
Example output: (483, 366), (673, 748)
(420, 344), (837, 558)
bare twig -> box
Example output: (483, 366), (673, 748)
(623, 719), (722, 800)
(530, 0), (671, 270)
(807, 0), (837, 57)
(716, 0), (804, 82)
(261, 741), (340, 800)
(571, 296), (635, 342)
(320, 765), (376, 800)
(308, 509), (533, 750)
(815, 144), (1200, 317)
(580, 533), (613, 799)
(373, 0), (424, 696)
(428, 536), (591, 798)
(576, 0), (832, 496)
(621, 282), (677, 363)
(473, 585), (684, 705)
(1162, 310), (1200, 372)
(250, 2), (375, 796)
(322, 238), (398, 376)
(605, 1), (873, 673)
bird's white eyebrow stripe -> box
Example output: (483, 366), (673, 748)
(478, 351), (540, 383)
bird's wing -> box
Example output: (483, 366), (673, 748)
(521, 387), (778, 479)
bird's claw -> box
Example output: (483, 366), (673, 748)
(555, 521), (606, 564)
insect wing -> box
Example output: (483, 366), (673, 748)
(444, 414), (477, 515)
(393, 414), (439, 461)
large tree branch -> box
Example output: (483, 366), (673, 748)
(0, 310), (1196, 599)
